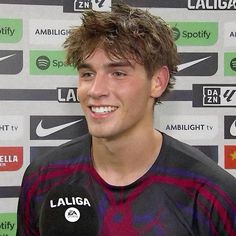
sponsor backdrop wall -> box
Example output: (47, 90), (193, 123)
(0, 0), (236, 234)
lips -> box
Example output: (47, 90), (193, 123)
(90, 106), (118, 114)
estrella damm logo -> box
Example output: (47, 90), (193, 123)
(30, 50), (77, 75)
(169, 22), (218, 46)
(0, 18), (23, 43)
(0, 147), (23, 171)
(224, 52), (236, 76)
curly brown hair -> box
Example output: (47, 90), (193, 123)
(64, 2), (179, 103)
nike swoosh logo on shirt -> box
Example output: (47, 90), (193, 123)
(0, 54), (16, 62)
(230, 120), (236, 136)
(177, 56), (211, 72)
(36, 119), (83, 137)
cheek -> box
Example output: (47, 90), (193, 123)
(120, 83), (151, 113)
(124, 80), (150, 100)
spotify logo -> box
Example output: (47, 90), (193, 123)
(36, 56), (50, 70)
(169, 22), (218, 46)
(230, 58), (236, 72)
(171, 25), (181, 40)
(30, 50), (76, 75)
(224, 53), (236, 76)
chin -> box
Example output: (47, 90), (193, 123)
(88, 128), (118, 140)
(88, 128), (109, 138)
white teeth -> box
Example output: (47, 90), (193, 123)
(91, 106), (117, 114)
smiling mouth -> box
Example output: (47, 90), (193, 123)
(90, 106), (118, 114)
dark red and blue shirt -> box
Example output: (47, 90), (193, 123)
(17, 133), (236, 236)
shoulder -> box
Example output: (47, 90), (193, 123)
(157, 133), (236, 235)
(159, 133), (236, 193)
(27, 133), (91, 174)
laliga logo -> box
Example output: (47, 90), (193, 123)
(50, 196), (91, 223)
(65, 207), (81, 222)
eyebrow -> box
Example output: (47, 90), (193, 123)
(77, 60), (134, 70)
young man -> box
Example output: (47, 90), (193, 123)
(17, 3), (236, 235)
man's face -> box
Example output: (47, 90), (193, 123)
(77, 48), (155, 140)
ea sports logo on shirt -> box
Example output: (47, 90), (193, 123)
(65, 207), (80, 222)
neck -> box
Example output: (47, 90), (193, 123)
(91, 128), (163, 186)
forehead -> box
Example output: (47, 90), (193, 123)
(79, 48), (135, 69)
(84, 48), (124, 62)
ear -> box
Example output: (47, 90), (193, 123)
(150, 66), (170, 98)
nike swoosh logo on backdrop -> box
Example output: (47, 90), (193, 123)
(36, 119), (83, 137)
(230, 120), (236, 136)
(177, 56), (211, 72)
(0, 54), (16, 62)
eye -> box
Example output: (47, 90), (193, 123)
(112, 71), (127, 77)
(79, 71), (95, 80)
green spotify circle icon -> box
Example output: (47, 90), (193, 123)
(230, 58), (236, 72)
(36, 56), (51, 70)
(171, 25), (181, 41)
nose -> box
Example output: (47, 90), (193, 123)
(88, 72), (109, 98)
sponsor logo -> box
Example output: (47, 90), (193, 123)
(177, 53), (218, 76)
(0, 18), (22, 43)
(64, 0), (111, 12)
(224, 52), (236, 76)
(29, 19), (80, 45)
(65, 207), (81, 222)
(30, 116), (88, 140)
(193, 84), (236, 107)
(57, 87), (79, 103)
(0, 50), (23, 74)
(188, 0), (236, 10)
(0, 213), (16, 235)
(194, 145), (218, 163)
(224, 116), (236, 139)
(159, 115), (218, 141)
(30, 50), (76, 75)
(0, 147), (23, 171)
(224, 22), (236, 47)
(0, 116), (24, 141)
(36, 119), (83, 137)
(224, 145), (236, 169)
(170, 22), (218, 46)
(36, 56), (50, 70)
